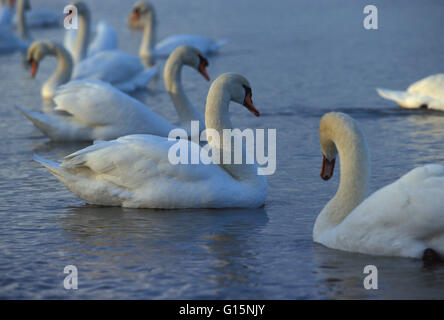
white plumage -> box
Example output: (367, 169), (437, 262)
(315, 112), (444, 259)
(377, 74), (444, 111)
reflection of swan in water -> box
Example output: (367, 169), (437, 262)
(58, 207), (268, 298)
(312, 244), (444, 299)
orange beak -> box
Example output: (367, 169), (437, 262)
(320, 155), (335, 181)
(30, 60), (38, 78)
(198, 63), (210, 81)
(243, 92), (260, 117)
(197, 55), (210, 81)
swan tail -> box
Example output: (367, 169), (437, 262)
(15, 105), (56, 136)
(15, 105), (83, 141)
(32, 154), (62, 177)
(376, 88), (429, 109)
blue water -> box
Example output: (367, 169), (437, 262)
(1, 0), (444, 299)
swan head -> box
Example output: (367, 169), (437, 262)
(173, 46), (210, 81)
(214, 73), (260, 117)
(26, 41), (52, 78)
(319, 112), (365, 181)
(130, 1), (155, 24)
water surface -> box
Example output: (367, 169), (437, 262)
(1, 0), (444, 299)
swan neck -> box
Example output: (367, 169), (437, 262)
(314, 121), (370, 237)
(205, 82), (232, 137)
(204, 81), (263, 184)
(16, 0), (29, 39)
(42, 43), (73, 99)
(72, 12), (90, 64)
(164, 54), (204, 131)
(139, 10), (156, 67)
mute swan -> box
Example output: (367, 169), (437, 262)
(315, 112), (444, 261)
(0, 0), (14, 26)
(129, 1), (226, 66)
(1, 0), (59, 28)
(14, 3), (59, 28)
(0, 0), (29, 54)
(19, 45), (210, 140)
(25, 40), (158, 98)
(63, 2), (117, 64)
(71, 48), (158, 92)
(377, 75), (444, 111)
(33, 73), (267, 209)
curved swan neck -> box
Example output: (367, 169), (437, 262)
(205, 80), (232, 135)
(204, 78), (264, 184)
(42, 43), (73, 99)
(314, 114), (371, 237)
(138, 10), (156, 67)
(164, 52), (204, 131)
(16, 0), (29, 40)
(72, 10), (90, 64)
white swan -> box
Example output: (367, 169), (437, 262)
(315, 112), (444, 261)
(19, 45), (210, 140)
(1, 0), (60, 28)
(25, 40), (158, 98)
(0, 0), (29, 54)
(63, 2), (117, 64)
(377, 75), (444, 111)
(33, 73), (267, 209)
(0, 0), (14, 26)
(71, 48), (158, 93)
(129, 1), (226, 66)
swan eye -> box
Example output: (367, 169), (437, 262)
(243, 85), (252, 101)
(198, 54), (208, 67)
(241, 85), (259, 116)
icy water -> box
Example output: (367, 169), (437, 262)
(1, 0), (444, 299)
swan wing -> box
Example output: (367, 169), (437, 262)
(53, 79), (175, 137)
(53, 79), (131, 127)
(376, 88), (435, 109)
(37, 135), (237, 208)
(72, 50), (144, 85)
(377, 74), (444, 111)
(407, 74), (444, 100)
(336, 164), (444, 257)
(87, 20), (118, 57)
(17, 79), (175, 141)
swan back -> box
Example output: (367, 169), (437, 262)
(407, 74), (444, 101)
